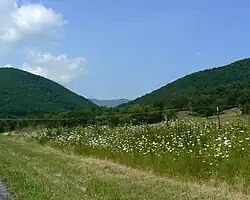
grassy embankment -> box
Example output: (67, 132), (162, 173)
(0, 135), (249, 200)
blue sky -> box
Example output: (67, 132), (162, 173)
(1, 0), (250, 100)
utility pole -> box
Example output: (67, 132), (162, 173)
(217, 106), (221, 128)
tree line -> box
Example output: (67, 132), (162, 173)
(1, 102), (250, 133)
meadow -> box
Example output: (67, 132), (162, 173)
(7, 116), (250, 191)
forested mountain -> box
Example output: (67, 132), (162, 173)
(124, 58), (250, 109)
(3, 57), (250, 119)
(0, 68), (98, 118)
(89, 98), (130, 107)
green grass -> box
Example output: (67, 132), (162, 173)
(0, 135), (249, 200)
(206, 108), (240, 123)
(177, 108), (242, 123)
(7, 118), (250, 186)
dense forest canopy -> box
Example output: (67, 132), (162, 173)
(0, 68), (97, 118)
(124, 58), (250, 110)
(2, 57), (250, 121)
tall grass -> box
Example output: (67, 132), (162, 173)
(8, 118), (250, 186)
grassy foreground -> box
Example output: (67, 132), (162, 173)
(10, 119), (250, 184)
(0, 135), (248, 200)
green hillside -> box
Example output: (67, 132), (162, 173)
(126, 58), (250, 109)
(0, 67), (97, 118)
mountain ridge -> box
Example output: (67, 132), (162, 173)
(123, 58), (250, 110)
(89, 98), (130, 107)
(0, 67), (98, 117)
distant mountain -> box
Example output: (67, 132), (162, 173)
(125, 58), (250, 109)
(0, 67), (98, 118)
(89, 98), (130, 107)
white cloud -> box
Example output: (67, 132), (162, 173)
(21, 49), (86, 84)
(0, 0), (66, 43)
(0, 2), (85, 85)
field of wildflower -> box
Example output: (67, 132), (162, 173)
(8, 118), (250, 186)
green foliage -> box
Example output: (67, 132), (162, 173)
(192, 107), (216, 118)
(164, 110), (178, 121)
(0, 68), (97, 118)
(124, 58), (250, 111)
(0, 136), (239, 200)
(37, 104), (166, 127)
(10, 119), (250, 187)
(241, 105), (250, 115)
(0, 104), (168, 133)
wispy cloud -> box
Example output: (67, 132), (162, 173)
(21, 49), (87, 84)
